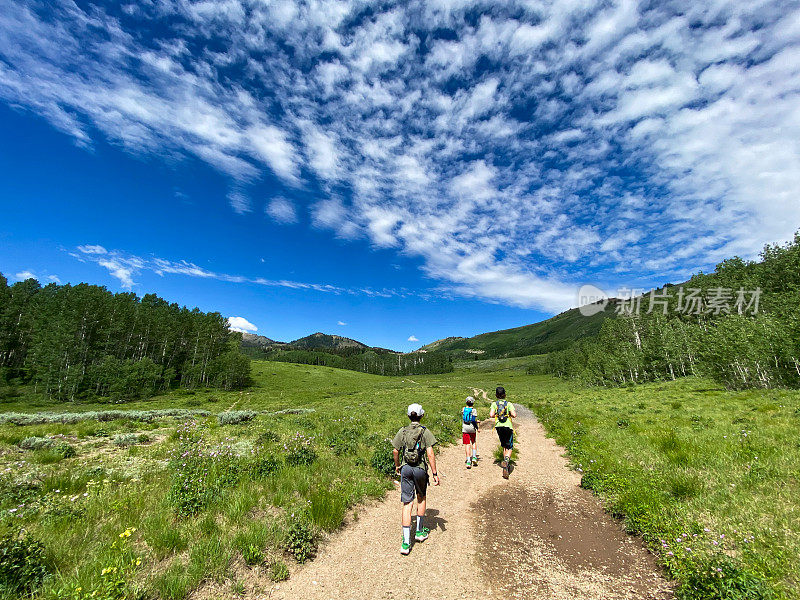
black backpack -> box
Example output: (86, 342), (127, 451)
(402, 425), (427, 466)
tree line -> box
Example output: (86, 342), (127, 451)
(0, 275), (250, 402)
(244, 346), (453, 376)
(547, 232), (800, 389)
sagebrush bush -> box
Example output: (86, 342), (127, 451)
(217, 411), (256, 425)
(112, 433), (150, 447)
(0, 408), (211, 426)
(19, 436), (75, 458)
(0, 530), (49, 596)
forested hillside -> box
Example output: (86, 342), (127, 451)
(548, 232), (800, 389)
(418, 304), (613, 359)
(0, 274), (249, 402)
(289, 332), (368, 350)
(245, 345), (453, 376)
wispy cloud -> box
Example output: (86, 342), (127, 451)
(14, 271), (36, 281)
(71, 244), (424, 300)
(266, 197), (298, 224)
(4, 1), (800, 311)
(337, 320), (347, 326)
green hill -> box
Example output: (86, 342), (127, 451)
(419, 303), (616, 359)
(289, 332), (370, 350)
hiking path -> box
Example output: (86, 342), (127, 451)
(245, 391), (673, 600)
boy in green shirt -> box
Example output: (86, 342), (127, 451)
(489, 386), (516, 479)
(392, 403), (440, 555)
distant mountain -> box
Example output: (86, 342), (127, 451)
(417, 301), (619, 359)
(240, 333), (282, 349)
(289, 332), (370, 351)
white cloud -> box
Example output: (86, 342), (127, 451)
(14, 271), (36, 281)
(47, 274), (61, 283)
(337, 320), (347, 326)
(228, 190), (251, 214)
(76, 244), (107, 255)
(266, 197), (297, 224)
(98, 259), (136, 289)
(407, 335), (419, 342)
(227, 316), (258, 333)
(6, 1), (800, 311)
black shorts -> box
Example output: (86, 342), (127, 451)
(496, 427), (514, 450)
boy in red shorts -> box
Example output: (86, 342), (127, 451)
(461, 396), (478, 468)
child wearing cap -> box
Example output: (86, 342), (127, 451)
(461, 396), (478, 469)
(391, 403), (440, 555)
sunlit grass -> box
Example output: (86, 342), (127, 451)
(1, 359), (798, 599)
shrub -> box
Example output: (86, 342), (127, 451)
(19, 437), (75, 458)
(255, 429), (280, 445)
(112, 433), (150, 447)
(269, 560), (289, 582)
(251, 453), (281, 478)
(218, 411), (257, 426)
(284, 434), (317, 467)
(370, 440), (395, 477)
(675, 555), (775, 600)
(167, 426), (244, 517)
(284, 511), (315, 563)
(327, 429), (360, 456)
(0, 530), (49, 596)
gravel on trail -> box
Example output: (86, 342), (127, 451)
(256, 395), (672, 600)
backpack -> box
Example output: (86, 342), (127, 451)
(495, 400), (509, 423)
(402, 425), (427, 467)
(462, 406), (476, 426)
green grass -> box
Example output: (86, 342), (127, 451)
(1, 359), (798, 599)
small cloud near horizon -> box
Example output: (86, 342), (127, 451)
(407, 335), (419, 342)
(337, 320), (347, 326)
(227, 316), (258, 333)
(14, 271), (36, 281)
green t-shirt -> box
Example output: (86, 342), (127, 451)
(392, 423), (437, 470)
(490, 401), (514, 429)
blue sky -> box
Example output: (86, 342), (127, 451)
(1, 0), (799, 351)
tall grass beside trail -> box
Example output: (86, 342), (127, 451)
(530, 377), (800, 600)
(2, 359), (798, 599)
(0, 361), (466, 600)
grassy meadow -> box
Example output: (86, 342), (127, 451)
(0, 357), (798, 599)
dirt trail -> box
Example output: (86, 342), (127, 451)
(264, 394), (672, 600)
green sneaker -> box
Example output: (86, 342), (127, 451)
(472, 457), (478, 467)
(415, 527), (430, 542)
(465, 459), (471, 469)
(400, 542), (411, 555)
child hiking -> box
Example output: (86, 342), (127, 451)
(392, 403), (440, 555)
(489, 386), (516, 479)
(461, 396), (478, 469)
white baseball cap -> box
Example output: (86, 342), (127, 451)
(407, 403), (424, 416)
